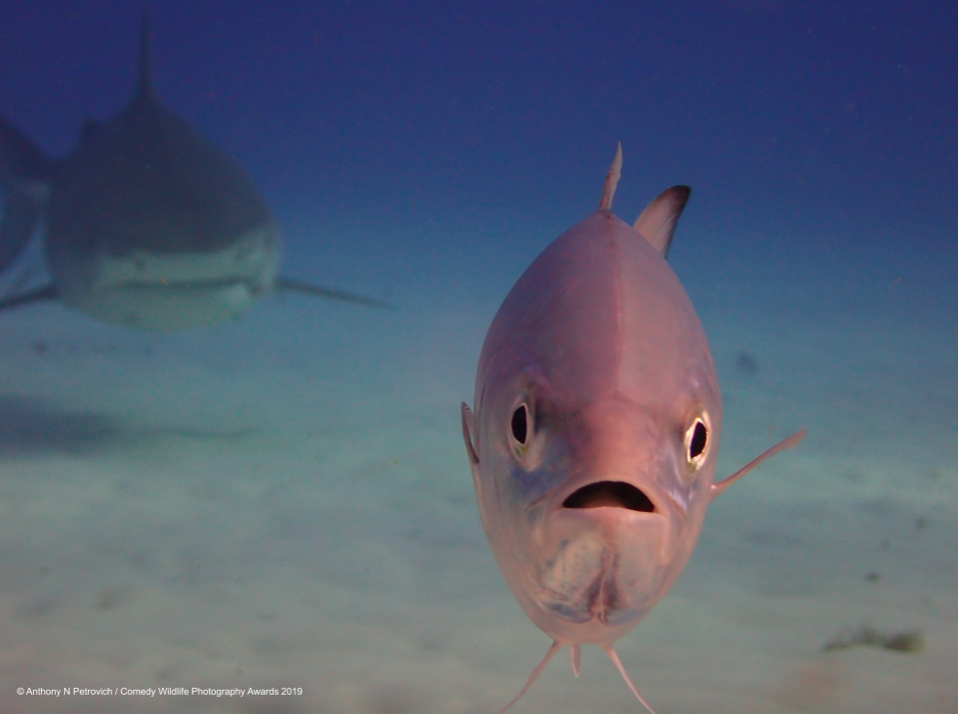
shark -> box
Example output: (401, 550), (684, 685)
(461, 144), (804, 712)
(0, 10), (385, 331)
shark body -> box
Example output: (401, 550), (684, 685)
(0, 11), (384, 330)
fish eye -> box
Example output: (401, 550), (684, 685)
(510, 404), (529, 446)
(686, 417), (709, 468)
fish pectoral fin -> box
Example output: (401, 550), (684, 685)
(600, 643), (658, 714)
(500, 639), (564, 713)
(460, 403), (479, 466)
(633, 185), (691, 259)
(711, 429), (807, 498)
(275, 277), (391, 309)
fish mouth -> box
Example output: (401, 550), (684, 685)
(562, 481), (655, 512)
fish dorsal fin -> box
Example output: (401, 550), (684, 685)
(137, 4), (153, 99)
(633, 185), (691, 259)
(710, 430), (806, 498)
(598, 142), (623, 211)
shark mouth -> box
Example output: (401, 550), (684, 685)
(562, 481), (655, 512)
(114, 277), (265, 293)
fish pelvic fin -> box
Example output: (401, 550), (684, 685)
(500, 639), (564, 713)
(570, 643), (581, 677)
(598, 142), (623, 212)
(711, 429), (806, 498)
(600, 643), (658, 714)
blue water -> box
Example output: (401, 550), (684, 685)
(0, 1), (955, 712)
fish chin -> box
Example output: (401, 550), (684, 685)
(525, 508), (671, 644)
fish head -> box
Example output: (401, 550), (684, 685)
(463, 205), (721, 646)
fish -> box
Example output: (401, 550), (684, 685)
(460, 144), (804, 712)
(0, 9), (386, 331)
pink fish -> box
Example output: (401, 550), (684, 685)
(461, 144), (804, 712)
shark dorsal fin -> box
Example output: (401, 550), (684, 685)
(633, 185), (691, 259)
(137, 4), (153, 99)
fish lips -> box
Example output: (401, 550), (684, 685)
(547, 463), (665, 520)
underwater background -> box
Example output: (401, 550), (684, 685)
(0, 0), (955, 711)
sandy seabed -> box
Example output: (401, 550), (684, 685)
(0, 218), (954, 714)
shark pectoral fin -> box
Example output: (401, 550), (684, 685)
(633, 185), (691, 259)
(0, 114), (51, 183)
(500, 639), (564, 713)
(0, 189), (42, 274)
(275, 277), (391, 309)
(0, 284), (58, 312)
(0, 115), (51, 274)
(600, 643), (658, 714)
(710, 429), (807, 498)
